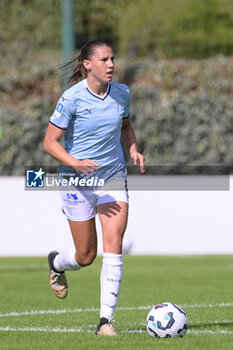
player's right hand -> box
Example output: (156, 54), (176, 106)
(73, 159), (99, 176)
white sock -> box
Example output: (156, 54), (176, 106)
(100, 252), (123, 320)
(53, 246), (82, 271)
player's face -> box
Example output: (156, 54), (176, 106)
(84, 45), (115, 84)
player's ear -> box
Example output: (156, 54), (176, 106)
(83, 59), (91, 71)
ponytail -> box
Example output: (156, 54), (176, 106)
(66, 55), (88, 85)
(63, 40), (110, 86)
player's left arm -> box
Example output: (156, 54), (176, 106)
(121, 117), (145, 174)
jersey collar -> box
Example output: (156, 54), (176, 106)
(83, 79), (111, 100)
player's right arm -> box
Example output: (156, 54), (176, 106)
(43, 122), (98, 175)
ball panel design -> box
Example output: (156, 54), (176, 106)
(146, 302), (188, 338)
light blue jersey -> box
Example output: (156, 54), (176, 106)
(50, 79), (130, 183)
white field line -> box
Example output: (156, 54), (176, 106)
(0, 327), (232, 335)
(0, 302), (232, 318)
(188, 330), (233, 335)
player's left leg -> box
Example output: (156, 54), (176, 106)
(95, 201), (128, 336)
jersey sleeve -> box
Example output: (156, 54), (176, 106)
(50, 94), (75, 130)
(123, 86), (130, 119)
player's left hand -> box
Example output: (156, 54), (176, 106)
(131, 152), (145, 174)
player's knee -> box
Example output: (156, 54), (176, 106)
(76, 250), (96, 267)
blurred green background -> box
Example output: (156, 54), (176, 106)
(0, 0), (233, 174)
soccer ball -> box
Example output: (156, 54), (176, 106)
(146, 302), (188, 338)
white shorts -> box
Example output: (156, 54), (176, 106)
(60, 179), (129, 221)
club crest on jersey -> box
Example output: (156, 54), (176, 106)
(54, 103), (64, 117)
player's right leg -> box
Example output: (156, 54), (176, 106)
(48, 218), (97, 298)
(48, 188), (98, 298)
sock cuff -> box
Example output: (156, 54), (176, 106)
(68, 246), (82, 270)
(103, 252), (123, 266)
(54, 246), (82, 271)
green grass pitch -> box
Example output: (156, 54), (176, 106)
(0, 255), (232, 349)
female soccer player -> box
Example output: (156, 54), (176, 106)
(44, 40), (145, 336)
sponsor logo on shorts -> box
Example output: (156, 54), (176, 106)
(67, 193), (78, 201)
(65, 193), (87, 205)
